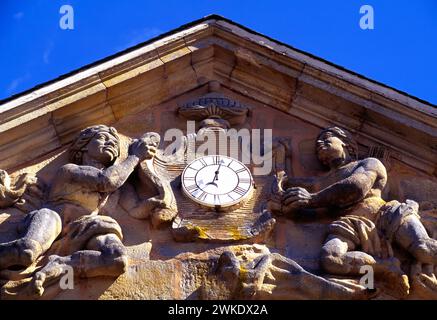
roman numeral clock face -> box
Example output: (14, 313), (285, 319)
(181, 155), (253, 209)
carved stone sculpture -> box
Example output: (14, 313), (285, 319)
(0, 125), (155, 296)
(1, 119), (435, 300)
(0, 170), (45, 212)
(274, 126), (437, 298)
(119, 132), (178, 228)
(201, 245), (376, 300)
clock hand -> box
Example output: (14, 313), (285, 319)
(206, 166), (220, 186)
(208, 172), (218, 185)
(214, 163), (222, 181)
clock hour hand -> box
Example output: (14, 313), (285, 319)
(206, 178), (218, 187)
(207, 172), (219, 186)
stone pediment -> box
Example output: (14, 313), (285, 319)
(0, 15), (435, 174)
(0, 15), (436, 300)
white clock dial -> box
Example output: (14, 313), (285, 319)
(181, 155), (253, 209)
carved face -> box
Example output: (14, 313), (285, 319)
(316, 132), (347, 166)
(85, 131), (119, 166)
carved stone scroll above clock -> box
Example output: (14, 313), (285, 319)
(178, 81), (250, 128)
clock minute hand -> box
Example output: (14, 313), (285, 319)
(214, 163), (222, 181)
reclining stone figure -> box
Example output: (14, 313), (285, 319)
(206, 246), (377, 300)
(276, 126), (437, 297)
(0, 125), (155, 296)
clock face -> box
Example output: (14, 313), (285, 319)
(181, 155), (253, 209)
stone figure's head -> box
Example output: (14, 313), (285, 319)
(316, 127), (357, 167)
(69, 125), (120, 167)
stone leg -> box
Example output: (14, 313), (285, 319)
(31, 233), (128, 296)
(0, 208), (61, 270)
(321, 235), (409, 297)
(394, 214), (437, 265)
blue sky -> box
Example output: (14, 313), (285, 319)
(1, 0), (436, 105)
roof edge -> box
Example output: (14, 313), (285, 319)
(1, 14), (435, 112)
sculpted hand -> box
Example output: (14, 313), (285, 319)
(30, 255), (70, 297)
(128, 139), (157, 161)
(282, 187), (313, 214)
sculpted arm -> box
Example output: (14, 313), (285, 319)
(60, 156), (139, 193)
(310, 172), (375, 208)
(59, 140), (156, 193)
(282, 176), (319, 193)
(311, 158), (386, 208)
(283, 158), (386, 212)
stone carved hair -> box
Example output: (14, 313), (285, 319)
(69, 125), (120, 165)
(317, 126), (358, 160)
